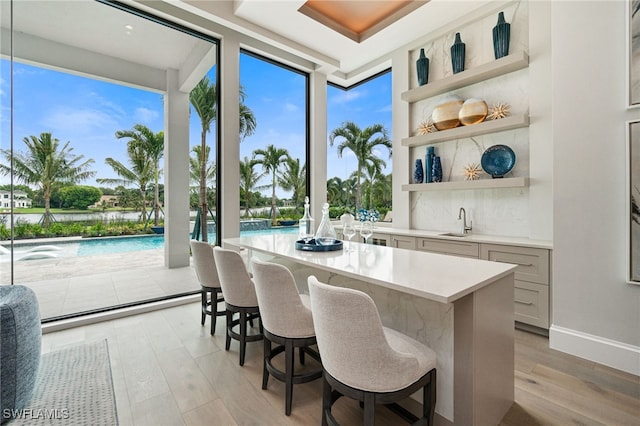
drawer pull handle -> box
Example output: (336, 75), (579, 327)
(491, 258), (534, 267)
(515, 300), (533, 305)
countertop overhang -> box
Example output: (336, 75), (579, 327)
(223, 234), (517, 304)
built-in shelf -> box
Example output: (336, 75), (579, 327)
(402, 177), (528, 192)
(402, 114), (529, 147)
(401, 51), (529, 103)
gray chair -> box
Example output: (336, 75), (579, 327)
(212, 247), (262, 366)
(0, 285), (41, 424)
(250, 259), (322, 416)
(190, 240), (226, 335)
(308, 276), (437, 426)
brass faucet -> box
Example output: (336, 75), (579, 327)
(458, 207), (472, 234)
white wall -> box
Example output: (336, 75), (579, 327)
(550, 0), (640, 374)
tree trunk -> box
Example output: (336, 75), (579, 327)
(140, 189), (147, 223)
(154, 171), (160, 226)
(271, 171), (277, 226)
(199, 130), (208, 242)
(43, 192), (51, 228)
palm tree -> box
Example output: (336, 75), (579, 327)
(239, 156), (268, 218)
(361, 160), (387, 209)
(190, 76), (217, 241)
(253, 145), (290, 225)
(0, 132), (95, 227)
(278, 157), (306, 214)
(97, 142), (154, 223)
(190, 77), (257, 241)
(189, 145), (216, 205)
(115, 124), (164, 226)
(328, 121), (392, 211)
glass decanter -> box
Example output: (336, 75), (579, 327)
(298, 196), (315, 242)
(314, 202), (337, 246)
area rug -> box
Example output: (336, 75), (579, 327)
(12, 339), (118, 425)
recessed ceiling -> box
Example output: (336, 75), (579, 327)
(298, 0), (429, 43)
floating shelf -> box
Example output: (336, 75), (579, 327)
(401, 51), (529, 103)
(402, 177), (528, 192)
(402, 114), (529, 147)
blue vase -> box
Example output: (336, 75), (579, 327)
(416, 48), (429, 86)
(493, 12), (511, 59)
(425, 146), (435, 183)
(450, 32), (465, 74)
(413, 159), (424, 183)
(432, 156), (443, 183)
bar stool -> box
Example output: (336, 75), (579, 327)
(250, 258), (322, 416)
(190, 240), (225, 335)
(212, 246), (262, 366)
(308, 276), (437, 426)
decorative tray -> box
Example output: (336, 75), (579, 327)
(295, 239), (343, 252)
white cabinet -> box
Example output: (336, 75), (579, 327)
(416, 237), (479, 258)
(391, 235), (416, 250)
(480, 244), (551, 329)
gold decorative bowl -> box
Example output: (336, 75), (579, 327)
(459, 98), (488, 126)
(432, 98), (463, 130)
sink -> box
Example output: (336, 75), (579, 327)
(439, 232), (469, 238)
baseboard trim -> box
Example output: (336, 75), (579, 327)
(549, 325), (640, 376)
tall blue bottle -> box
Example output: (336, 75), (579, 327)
(425, 146), (435, 183)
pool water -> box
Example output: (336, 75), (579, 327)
(76, 226), (299, 257)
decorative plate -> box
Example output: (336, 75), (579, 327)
(481, 145), (516, 178)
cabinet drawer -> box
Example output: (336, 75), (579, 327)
(391, 235), (416, 250)
(416, 238), (479, 258)
(480, 244), (550, 285)
(514, 281), (549, 328)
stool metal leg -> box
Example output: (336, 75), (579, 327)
(262, 338), (270, 389)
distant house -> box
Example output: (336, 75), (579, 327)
(91, 195), (119, 209)
(0, 190), (32, 209)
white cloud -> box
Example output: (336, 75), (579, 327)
(284, 102), (299, 113)
(329, 89), (366, 104)
(41, 107), (120, 137)
(134, 107), (159, 123)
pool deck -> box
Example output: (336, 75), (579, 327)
(0, 246), (200, 320)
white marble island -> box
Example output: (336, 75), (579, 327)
(223, 234), (517, 426)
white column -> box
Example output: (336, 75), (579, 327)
(391, 49), (410, 229)
(220, 36), (241, 239)
(164, 68), (190, 267)
(309, 71), (328, 220)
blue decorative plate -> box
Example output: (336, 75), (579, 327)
(481, 145), (516, 178)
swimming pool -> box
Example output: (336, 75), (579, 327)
(78, 227), (299, 256)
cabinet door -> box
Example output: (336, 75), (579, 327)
(514, 281), (549, 328)
(416, 237), (479, 258)
(480, 244), (550, 285)
(391, 235), (416, 250)
(370, 232), (390, 246)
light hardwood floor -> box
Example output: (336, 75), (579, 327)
(41, 302), (640, 426)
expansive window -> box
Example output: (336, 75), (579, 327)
(239, 51), (309, 226)
(327, 70), (393, 219)
(1, 0), (219, 321)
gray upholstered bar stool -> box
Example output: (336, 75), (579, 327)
(190, 240), (225, 335)
(308, 276), (437, 426)
(212, 246), (262, 366)
(250, 258), (322, 416)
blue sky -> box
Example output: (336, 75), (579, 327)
(0, 57), (391, 199)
